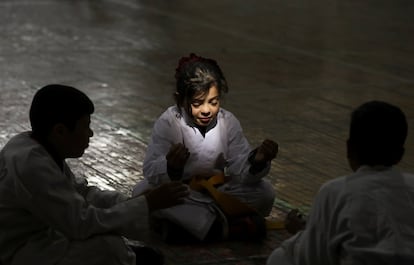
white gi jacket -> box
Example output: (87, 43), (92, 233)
(0, 132), (149, 265)
(133, 106), (276, 239)
(267, 166), (414, 265)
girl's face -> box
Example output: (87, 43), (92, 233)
(190, 85), (220, 127)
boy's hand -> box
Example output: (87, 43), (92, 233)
(144, 182), (189, 212)
(254, 139), (278, 163)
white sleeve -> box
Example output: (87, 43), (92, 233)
(225, 113), (270, 183)
(72, 171), (128, 208)
(15, 149), (150, 240)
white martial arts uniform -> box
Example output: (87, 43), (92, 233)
(133, 106), (276, 240)
(0, 132), (150, 265)
(267, 166), (414, 265)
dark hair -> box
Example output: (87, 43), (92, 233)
(29, 84), (94, 139)
(349, 100), (407, 166)
(174, 53), (228, 113)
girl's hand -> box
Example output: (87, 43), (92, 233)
(285, 209), (306, 234)
(254, 139), (278, 163)
(166, 143), (190, 180)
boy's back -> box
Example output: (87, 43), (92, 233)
(0, 132), (70, 264)
(340, 167), (414, 264)
(267, 101), (414, 265)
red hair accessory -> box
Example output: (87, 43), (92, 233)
(175, 53), (219, 81)
(175, 53), (204, 80)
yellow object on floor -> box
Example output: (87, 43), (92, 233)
(265, 219), (285, 230)
(190, 174), (256, 216)
(190, 174), (286, 231)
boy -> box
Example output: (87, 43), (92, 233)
(0, 84), (188, 265)
(267, 101), (414, 265)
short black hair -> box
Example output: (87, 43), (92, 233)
(349, 100), (407, 166)
(29, 84), (94, 138)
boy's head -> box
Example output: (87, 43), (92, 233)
(30, 84), (94, 158)
(347, 100), (407, 169)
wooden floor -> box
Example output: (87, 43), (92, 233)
(1, 0), (414, 264)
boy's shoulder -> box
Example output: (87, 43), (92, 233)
(318, 175), (347, 196)
(2, 132), (37, 154)
(403, 172), (414, 183)
(1, 132), (48, 165)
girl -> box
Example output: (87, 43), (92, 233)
(133, 53), (278, 242)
